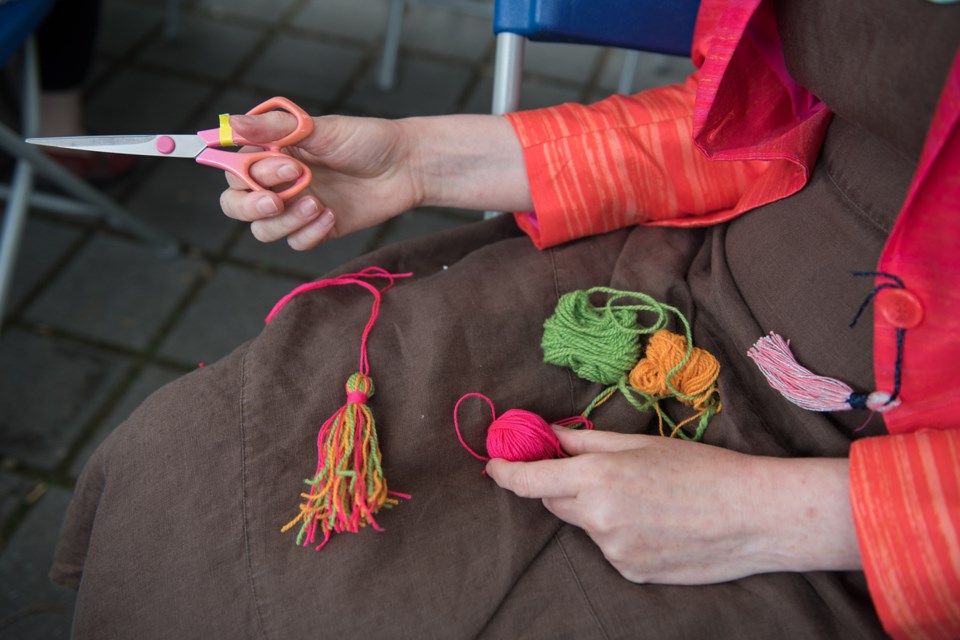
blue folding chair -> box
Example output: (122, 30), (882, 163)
(485, 0), (700, 217)
(0, 0), (178, 325)
(490, 0), (699, 114)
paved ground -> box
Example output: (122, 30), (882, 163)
(0, 0), (690, 636)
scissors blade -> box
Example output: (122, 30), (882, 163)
(26, 134), (206, 158)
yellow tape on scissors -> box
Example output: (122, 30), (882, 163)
(218, 113), (235, 147)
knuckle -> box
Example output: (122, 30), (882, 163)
(584, 507), (615, 534)
(509, 469), (537, 498)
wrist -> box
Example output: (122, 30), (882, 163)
(400, 114), (533, 212)
(746, 456), (863, 574)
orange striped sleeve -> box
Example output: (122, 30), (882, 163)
(850, 430), (960, 639)
(504, 85), (805, 249)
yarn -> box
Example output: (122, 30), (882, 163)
(748, 332), (898, 413)
(541, 289), (645, 385)
(454, 393), (593, 463)
(629, 330), (722, 438)
(542, 287), (721, 441)
(269, 267), (413, 551)
(747, 272), (907, 417)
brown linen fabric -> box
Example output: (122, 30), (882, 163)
(51, 113), (908, 639)
(52, 0), (959, 635)
(773, 0), (960, 163)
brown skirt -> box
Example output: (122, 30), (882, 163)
(52, 115), (905, 639)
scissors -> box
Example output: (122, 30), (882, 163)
(27, 96), (314, 201)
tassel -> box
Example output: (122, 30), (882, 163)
(268, 267), (413, 551)
(281, 372), (408, 550)
(747, 332), (898, 413)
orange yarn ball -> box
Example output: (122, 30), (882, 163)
(629, 330), (720, 410)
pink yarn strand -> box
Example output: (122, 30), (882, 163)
(747, 332), (898, 413)
(453, 393), (495, 461)
(265, 268), (412, 374)
(453, 393), (594, 464)
(747, 332), (854, 411)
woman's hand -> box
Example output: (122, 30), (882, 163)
(219, 111), (532, 250)
(487, 428), (862, 585)
(220, 112), (420, 250)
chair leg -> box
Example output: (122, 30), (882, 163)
(378, 0), (407, 91)
(0, 156), (35, 322)
(165, 0), (181, 39)
(490, 32), (524, 115)
(484, 32), (525, 219)
(618, 50), (640, 95)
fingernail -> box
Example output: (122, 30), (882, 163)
(256, 196), (278, 216)
(317, 209), (334, 227)
(277, 164), (299, 181)
(296, 198), (319, 219)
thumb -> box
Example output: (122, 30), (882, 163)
(553, 426), (653, 455)
(230, 111), (299, 146)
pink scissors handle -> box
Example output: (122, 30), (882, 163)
(195, 96), (314, 201)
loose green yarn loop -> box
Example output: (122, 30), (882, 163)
(542, 289), (643, 385)
(542, 287), (720, 442)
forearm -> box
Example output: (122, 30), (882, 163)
(401, 114), (533, 213)
(749, 456), (862, 573)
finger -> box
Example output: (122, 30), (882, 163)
(230, 112), (298, 146)
(220, 188), (284, 222)
(485, 458), (581, 499)
(223, 156), (304, 192)
(541, 496), (587, 528)
(553, 426), (655, 456)
(249, 197), (323, 243)
(287, 208), (336, 251)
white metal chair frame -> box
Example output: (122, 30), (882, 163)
(0, 37), (178, 324)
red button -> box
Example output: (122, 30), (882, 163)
(877, 288), (924, 329)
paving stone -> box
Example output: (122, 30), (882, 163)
(379, 209), (477, 246)
(230, 225), (379, 278)
(595, 50), (694, 95)
(0, 330), (130, 470)
(462, 72), (583, 114)
(240, 35), (366, 105)
(123, 153), (240, 252)
(69, 364), (184, 477)
(137, 16), (265, 80)
(97, 1), (164, 58)
(3, 217), (83, 316)
(294, 0), (390, 43)
(24, 235), (204, 350)
(195, 0), (298, 23)
(523, 40), (603, 85)
(156, 264), (302, 365)
(0, 472), (36, 525)
(346, 57), (472, 117)
(394, 3), (494, 62)
(85, 68), (215, 135)
(0, 488), (75, 640)
(185, 88), (326, 132)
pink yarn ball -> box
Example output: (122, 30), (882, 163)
(454, 393), (592, 464)
(486, 409), (565, 462)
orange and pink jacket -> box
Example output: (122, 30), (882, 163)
(505, 1), (960, 638)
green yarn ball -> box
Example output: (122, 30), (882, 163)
(542, 290), (642, 385)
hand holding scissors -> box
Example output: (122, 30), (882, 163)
(28, 96), (314, 201)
